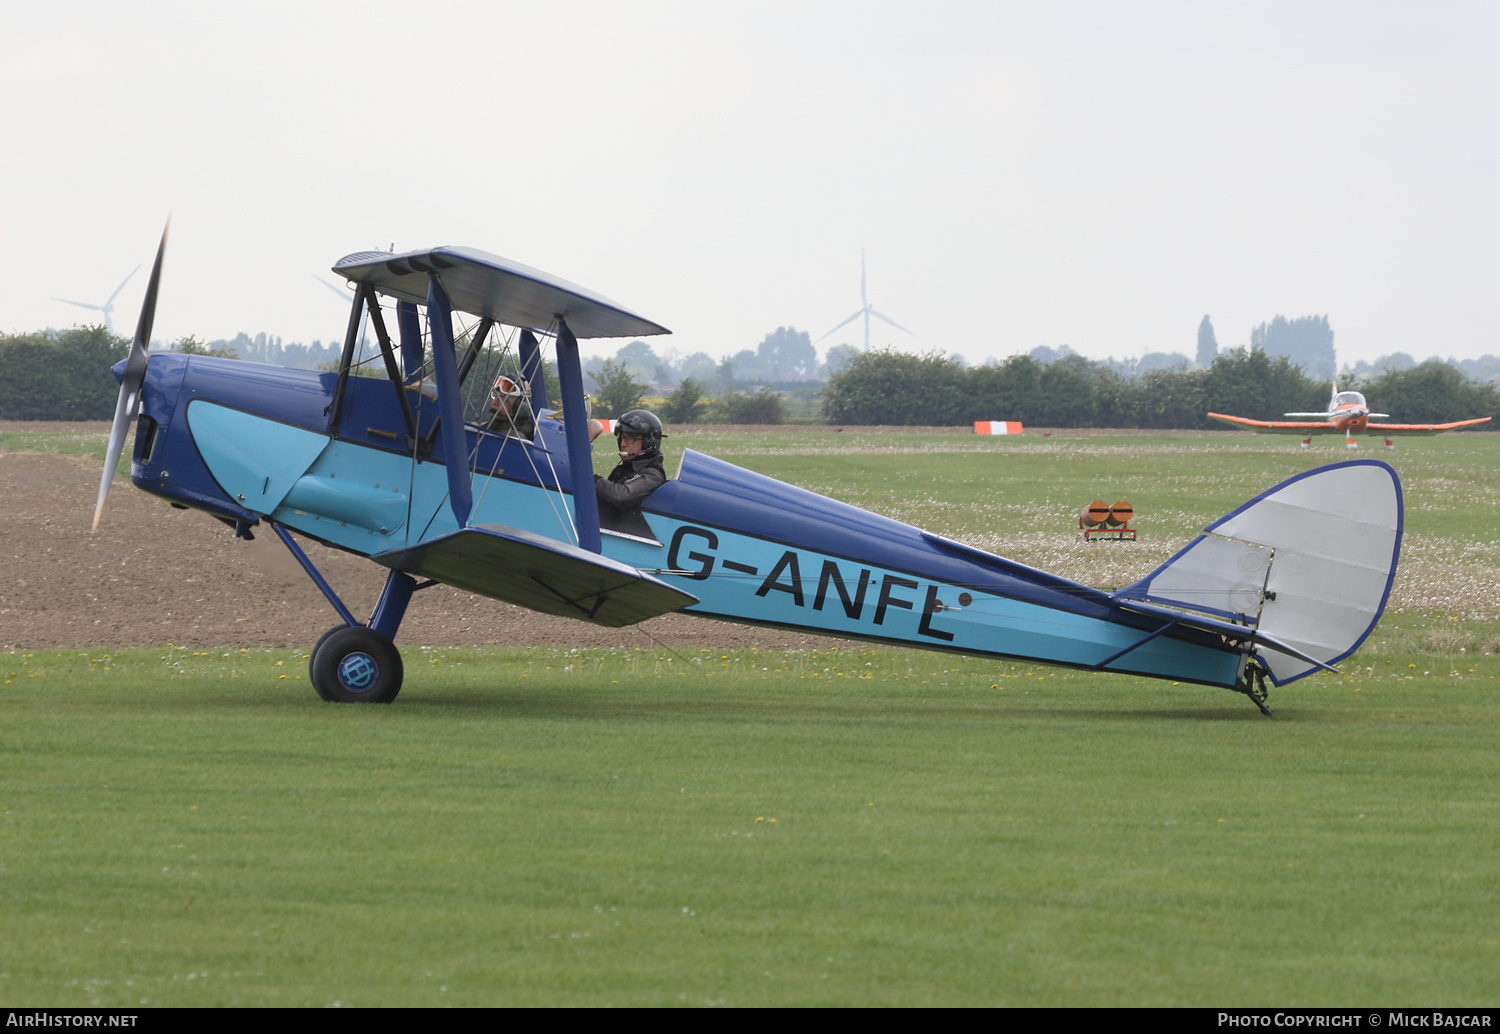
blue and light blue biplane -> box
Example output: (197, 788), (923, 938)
(94, 229), (1403, 714)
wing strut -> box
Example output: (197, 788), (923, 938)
(396, 300), (423, 380)
(328, 286), (366, 436)
(519, 329), (549, 410)
(361, 283), (418, 444)
(416, 318), (495, 458)
(456, 318), (493, 384)
(555, 317), (602, 554)
(425, 276), (473, 528)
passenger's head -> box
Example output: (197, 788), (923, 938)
(614, 409), (664, 461)
(490, 374), (526, 417)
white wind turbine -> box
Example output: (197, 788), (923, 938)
(815, 249), (914, 351)
(53, 264), (142, 335)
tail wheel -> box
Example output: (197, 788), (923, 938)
(1233, 660), (1274, 717)
(309, 626), (404, 703)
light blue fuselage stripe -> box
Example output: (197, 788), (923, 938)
(195, 413), (1239, 686)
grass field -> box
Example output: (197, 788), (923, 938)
(3, 425), (1499, 1006)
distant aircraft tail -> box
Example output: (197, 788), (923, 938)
(1116, 460), (1402, 686)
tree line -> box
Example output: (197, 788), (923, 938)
(587, 359), (793, 425)
(819, 347), (1500, 428)
(5, 325), (1497, 428)
(0, 327), (128, 420)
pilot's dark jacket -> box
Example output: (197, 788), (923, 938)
(595, 451), (665, 512)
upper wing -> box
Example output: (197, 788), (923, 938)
(1208, 413), (1337, 435)
(1365, 417), (1493, 436)
(333, 246), (669, 339)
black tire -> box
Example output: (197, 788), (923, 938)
(309, 626), (404, 703)
(308, 625), (347, 700)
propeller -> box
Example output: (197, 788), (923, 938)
(92, 221), (168, 533)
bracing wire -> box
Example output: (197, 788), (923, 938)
(399, 309), (582, 548)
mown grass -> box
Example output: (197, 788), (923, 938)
(2, 645), (1499, 1007)
(0, 427), (119, 469)
(688, 428), (1500, 545)
(4, 425), (1499, 1005)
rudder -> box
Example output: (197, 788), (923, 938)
(1117, 460), (1402, 685)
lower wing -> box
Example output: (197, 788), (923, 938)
(372, 523), (697, 627)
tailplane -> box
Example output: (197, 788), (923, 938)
(1117, 460), (1402, 687)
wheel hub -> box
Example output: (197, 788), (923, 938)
(337, 652), (380, 692)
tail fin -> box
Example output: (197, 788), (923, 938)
(1117, 460), (1402, 685)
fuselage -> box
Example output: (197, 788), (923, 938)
(1326, 391), (1371, 432)
(123, 353), (1248, 689)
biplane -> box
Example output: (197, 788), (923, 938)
(1209, 383), (1491, 449)
(94, 228), (1404, 715)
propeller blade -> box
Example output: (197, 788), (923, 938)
(53, 297), (105, 312)
(128, 222), (169, 365)
(92, 387), (138, 533)
(92, 221), (168, 533)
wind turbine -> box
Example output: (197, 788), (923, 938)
(815, 249), (914, 351)
(312, 274), (352, 301)
(53, 264), (142, 335)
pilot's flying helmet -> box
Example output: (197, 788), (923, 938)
(615, 409), (665, 459)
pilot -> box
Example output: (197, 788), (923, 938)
(486, 374), (536, 440)
(590, 409), (667, 512)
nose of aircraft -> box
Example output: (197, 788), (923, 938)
(93, 221), (167, 533)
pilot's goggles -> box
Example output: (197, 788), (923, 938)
(491, 376), (524, 400)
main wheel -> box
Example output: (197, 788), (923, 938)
(308, 624), (346, 700)
(309, 626), (404, 703)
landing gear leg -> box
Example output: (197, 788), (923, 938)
(305, 568), (418, 702)
(270, 521), (419, 703)
(1233, 661), (1274, 717)
(305, 569), (418, 702)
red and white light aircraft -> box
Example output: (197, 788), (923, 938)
(1209, 383), (1490, 450)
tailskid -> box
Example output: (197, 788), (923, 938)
(1234, 660), (1274, 717)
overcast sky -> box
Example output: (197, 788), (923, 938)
(4, 1), (1497, 368)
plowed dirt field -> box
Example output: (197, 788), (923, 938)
(0, 448), (851, 653)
